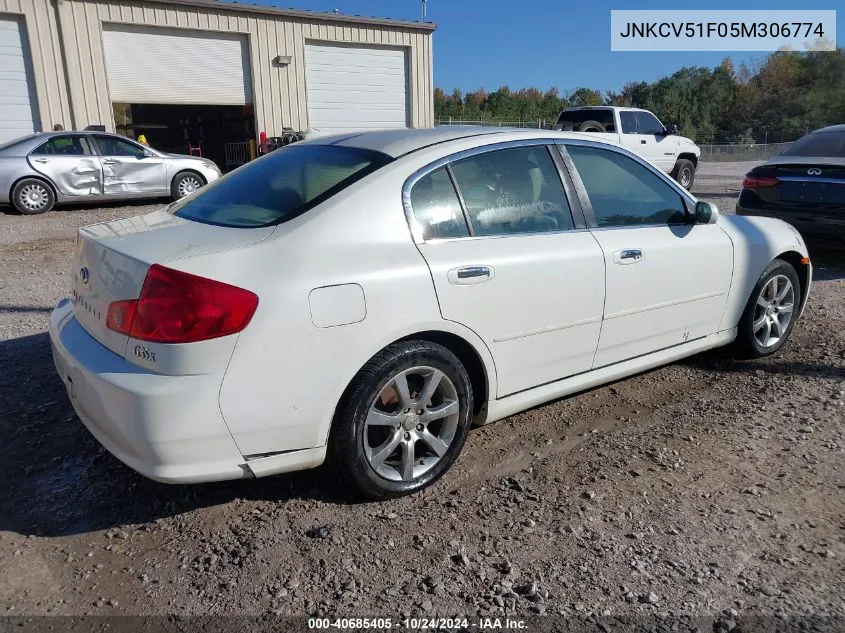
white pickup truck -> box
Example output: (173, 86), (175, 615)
(553, 106), (701, 190)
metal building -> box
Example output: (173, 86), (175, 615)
(0, 0), (435, 167)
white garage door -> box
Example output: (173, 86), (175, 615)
(102, 25), (252, 105)
(0, 16), (38, 143)
(305, 43), (409, 133)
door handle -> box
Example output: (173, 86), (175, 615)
(33, 158), (48, 163)
(448, 265), (494, 285)
(640, 139), (647, 144)
(614, 249), (644, 265)
(102, 159), (116, 165)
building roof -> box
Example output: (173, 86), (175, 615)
(132, 0), (437, 31)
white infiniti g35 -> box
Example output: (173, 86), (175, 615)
(49, 127), (811, 499)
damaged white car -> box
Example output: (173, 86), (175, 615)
(0, 131), (221, 214)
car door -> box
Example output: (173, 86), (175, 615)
(91, 134), (167, 196)
(634, 111), (677, 172)
(27, 135), (103, 197)
(408, 142), (606, 397)
(561, 142), (733, 368)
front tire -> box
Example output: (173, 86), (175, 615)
(736, 259), (801, 359)
(330, 341), (474, 500)
(672, 159), (695, 190)
(171, 171), (205, 200)
(11, 178), (55, 215)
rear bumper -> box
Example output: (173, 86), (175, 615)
(736, 199), (845, 238)
(49, 299), (247, 483)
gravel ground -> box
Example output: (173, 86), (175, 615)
(1, 163), (843, 632)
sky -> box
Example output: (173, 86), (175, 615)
(252, 0), (843, 94)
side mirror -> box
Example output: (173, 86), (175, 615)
(664, 124), (679, 135)
(694, 201), (719, 224)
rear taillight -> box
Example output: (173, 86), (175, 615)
(742, 174), (779, 189)
(106, 264), (258, 344)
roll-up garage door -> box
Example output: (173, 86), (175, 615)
(102, 25), (252, 105)
(0, 16), (38, 143)
(305, 43), (409, 132)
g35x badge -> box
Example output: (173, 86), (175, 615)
(134, 345), (157, 362)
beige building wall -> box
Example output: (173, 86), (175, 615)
(0, 0), (434, 135)
(0, 0), (71, 130)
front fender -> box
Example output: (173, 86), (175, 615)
(716, 214), (810, 331)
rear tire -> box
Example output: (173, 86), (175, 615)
(171, 171), (205, 200)
(330, 341), (474, 500)
(735, 259), (801, 359)
(672, 159), (695, 190)
(11, 178), (55, 215)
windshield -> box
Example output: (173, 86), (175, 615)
(171, 144), (392, 228)
(781, 130), (845, 158)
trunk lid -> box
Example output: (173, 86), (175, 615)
(753, 162), (845, 210)
(71, 209), (274, 357)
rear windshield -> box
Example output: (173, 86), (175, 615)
(0, 134), (38, 154)
(556, 109), (615, 128)
(781, 131), (845, 158)
(171, 145), (392, 228)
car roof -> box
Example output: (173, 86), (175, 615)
(812, 124), (845, 134)
(299, 126), (624, 158)
(0, 130), (147, 156)
(562, 106), (645, 112)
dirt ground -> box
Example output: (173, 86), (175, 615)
(0, 162), (843, 632)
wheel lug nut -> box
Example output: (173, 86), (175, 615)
(404, 432), (411, 440)
(417, 424), (423, 431)
(416, 409), (423, 415)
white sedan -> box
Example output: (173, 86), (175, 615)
(49, 127), (811, 499)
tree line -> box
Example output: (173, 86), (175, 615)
(434, 48), (845, 144)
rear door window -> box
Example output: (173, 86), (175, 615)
(32, 135), (91, 156)
(172, 145), (392, 228)
(449, 146), (575, 236)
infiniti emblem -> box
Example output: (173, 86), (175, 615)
(807, 168), (822, 175)
(80, 267), (90, 285)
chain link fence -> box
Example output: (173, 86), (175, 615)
(698, 142), (794, 162)
(434, 118), (801, 162)
(434, 117), (548, 128)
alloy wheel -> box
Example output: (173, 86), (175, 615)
(364, 366), (460, 482)
(177, 176), (202, 198)
(19, 183), (49, 212)
(752, 274), (795, 348)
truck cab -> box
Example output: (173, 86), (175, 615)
(553, 106), (701, 189)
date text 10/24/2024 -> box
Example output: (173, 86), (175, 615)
(307, 618), (528, 630)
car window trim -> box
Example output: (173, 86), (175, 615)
(402, 138), (584, 244)
(556, 138), (696, 230)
